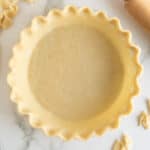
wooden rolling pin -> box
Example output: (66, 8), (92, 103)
(124, 0), (150, 30)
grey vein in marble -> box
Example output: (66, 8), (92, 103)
(13, 111), (34, 150)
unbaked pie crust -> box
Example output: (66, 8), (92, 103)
(7, 6), (142, 140)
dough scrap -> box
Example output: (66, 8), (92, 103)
(138, 99), (150, 129)
(0, 0), (18, 29)
(0, 0), (36, 29)
(112, 135), (131, 150)
(138, 111), (150, 129)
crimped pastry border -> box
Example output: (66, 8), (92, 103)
(7, 5), (142, 140)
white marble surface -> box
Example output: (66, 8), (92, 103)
(0, 0), (150, 149)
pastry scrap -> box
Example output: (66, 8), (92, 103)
(0, 0), (38, 29)
(138, 111), (150, 129)
(112, 134), (131, 150)
(0, 0), (18, 29)
(138, 99), (150, 129)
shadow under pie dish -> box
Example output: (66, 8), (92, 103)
(7, 6), (142, 140)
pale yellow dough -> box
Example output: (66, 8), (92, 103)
(8, 6), (141, 140)
(0, 0), (37, 29)
(138, 99), (150, 129)
(29, 25), (124, 120)
(0, 0), (18, 29)
(112, 135), (131, 150)
(138, 111), (150, 129)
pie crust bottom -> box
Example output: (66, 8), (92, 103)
(28, 25), (124, 121)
